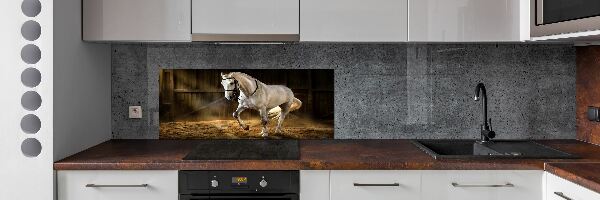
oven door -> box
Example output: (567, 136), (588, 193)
(180, 194), (299, 200)
(532, 0), (600, 37)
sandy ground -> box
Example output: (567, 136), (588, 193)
(160, 116), (333, 139)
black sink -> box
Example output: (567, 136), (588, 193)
(412, 140), (578, 160)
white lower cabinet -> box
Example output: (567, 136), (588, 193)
(57, 170), (178, 200)
(421, 170), (543, 200)
(545, 172), (600, 200)
(330, 170), (421, 200)
(301, 170), (330, 200)
(55, 170), (600, 200)
(324, 170), (543, 200)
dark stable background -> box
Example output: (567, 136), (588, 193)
(159, 69), (334, 122)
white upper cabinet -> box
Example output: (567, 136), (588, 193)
(300, 0), (408, 42)
(80, 0), (532, 42)
(191, 0), (300, 41)
(409, 0), (530, 42)
(82, 0), (191, 42)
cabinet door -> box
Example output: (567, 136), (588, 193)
(301, 0), (408, 42)
(57, 170), (178, 200)
(421, 170), (543, 200)
(545, 172), (600, 200)
(191, 0), (299, 41)
(330, 170), (420, 200)
(409, 0), (528, 42)
(300, 170), (330, 200)
(83, 0), (191, 41)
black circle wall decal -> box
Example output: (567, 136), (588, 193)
(21, 68), (41, 88)
(21, 20), (41, 41)
(21, 91), (42, 111)
(21, 138), (42, 157)
(21, 44), (41, 64)
(21, 0), (41, 17)
(20, 114), (41, 134)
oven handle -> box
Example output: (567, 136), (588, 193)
(180, 194), (298, 200)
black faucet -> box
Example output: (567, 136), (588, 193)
(474, 83), (495, 142)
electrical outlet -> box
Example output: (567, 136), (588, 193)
(129, 106), (142, 119)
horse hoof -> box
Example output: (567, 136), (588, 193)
(261, 133), (268, 137)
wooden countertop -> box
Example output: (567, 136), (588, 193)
(54, 139), (600, 170)
(54, 139), (600, 193)
(545, 162), (600, 194)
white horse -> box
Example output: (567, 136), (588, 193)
(220, 72), (302, 137)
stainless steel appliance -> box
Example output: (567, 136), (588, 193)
(179, 171), (299, 200)
(532, 0), (600, 37)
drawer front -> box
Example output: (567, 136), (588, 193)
(57, 170), (178, 200)
(330, 170), (420, 200)
(422, 170), (543, 200)
(545, 172), (600, 200)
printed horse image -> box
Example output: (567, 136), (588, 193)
(220, 72), (302, 137)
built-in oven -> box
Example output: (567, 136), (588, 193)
(179, 171), (299, 200)
(532, 0), (600, 37)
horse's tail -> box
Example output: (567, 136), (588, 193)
(268, 98), (302, 119)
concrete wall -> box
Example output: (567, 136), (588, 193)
(112, 43), (575, 139)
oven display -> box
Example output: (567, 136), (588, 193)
(232, 177), (248, 186)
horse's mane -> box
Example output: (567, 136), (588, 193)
(229, 72), (261, 96)
(231, 72), (255, 82)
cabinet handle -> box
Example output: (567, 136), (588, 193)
(451, 182), (514, 188)
(353, 183), (400, 187)
(554, 192), (573, 200)
(85, 184), (149, 188)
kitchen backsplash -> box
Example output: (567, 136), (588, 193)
(112, 43), (576, 139)
(576, 46), (600, 145)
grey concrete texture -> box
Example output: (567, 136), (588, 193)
(111, 43), (576, 139)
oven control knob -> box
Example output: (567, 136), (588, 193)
(211, 180), (219, 188)
(259, 179), (268, 188)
